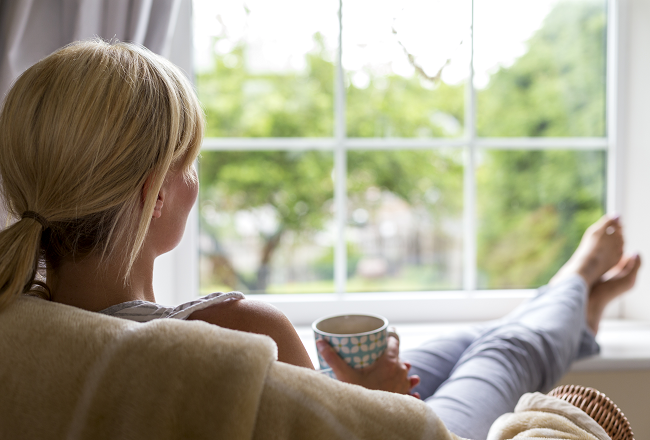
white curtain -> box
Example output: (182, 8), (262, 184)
(0, 0), (183, 227)
(0, 0), (183, 100)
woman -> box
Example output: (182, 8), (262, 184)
(0, 40), (640, 439)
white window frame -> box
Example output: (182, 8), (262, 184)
(158, 0), (623, 326)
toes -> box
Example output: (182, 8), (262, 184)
(607, 253), (641, 281)
(623, 253), (640, 273)
(629, 253), (641, 277)
(602, 213), (621, 229)
(607, 255), (633, 278)
(592, 214), (623, 240)
(585, 214), (624, 251)
(597, 254), (641, 294)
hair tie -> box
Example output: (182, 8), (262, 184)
(22, 211), (50, 230)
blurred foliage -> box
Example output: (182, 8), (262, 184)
(199, 150), (333, 291)
(198, 33), (334, 137)
(477, 2), (606, 137)
(197, 0), (606, 292)
(477, 150), (606, 288)
(347, 150), (463, 219)
(313, 243), (362, 279)
(200, 151), (333, 232)
(347, 78), (464, 138)
(474, 1), (607, 287)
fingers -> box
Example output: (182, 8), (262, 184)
(316, 339), (355, 380)
(317, 330), (418, 396)
(408, 372), (421, 400)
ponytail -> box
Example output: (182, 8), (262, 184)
(0, 217), (47, 310)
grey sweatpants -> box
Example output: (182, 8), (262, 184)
(403, 275), (599, 440)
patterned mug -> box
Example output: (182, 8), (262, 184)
(312, 313), (389, 379)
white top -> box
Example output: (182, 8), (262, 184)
(98, 291), (245, 322)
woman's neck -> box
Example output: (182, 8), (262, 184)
(47, 253), (156, 312)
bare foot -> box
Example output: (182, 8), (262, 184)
(550, 215), (624, 288)
(587, 253), (641, 334)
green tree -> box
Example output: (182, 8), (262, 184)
(347, 77), (464, 138)
(197, 33), (334, 137)
(477, 2), (605, 137)
(197, 34), (336, 292)
(197, 33), (464, 293)
(197, 0), (607, 293)
(476, 1), (606, 288)
(476, 150), (605, 288)
(199, 150), (333, 292)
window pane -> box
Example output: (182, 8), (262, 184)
(475, 0), (607, 137)
(346, 149), (464, 291)
(477, 150), (606, 289)
(199, 151), (334, 294)
(193, 0), (339, 137)
(344, 0), (470, 138)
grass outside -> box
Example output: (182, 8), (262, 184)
(199, 268), (459, 296)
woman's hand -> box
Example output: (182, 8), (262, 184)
(316, 330), (421, 398)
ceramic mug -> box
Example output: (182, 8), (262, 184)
(312, 313), (389, 378)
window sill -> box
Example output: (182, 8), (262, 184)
(295, 320), (650, 372)
(257, 290), (537, 326)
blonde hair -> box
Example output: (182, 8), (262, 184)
(0, 40), (204, 310)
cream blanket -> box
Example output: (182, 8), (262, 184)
(488, 393), (610, 440)
(0, 296), (460, 440)
(0, 296), (611, 440)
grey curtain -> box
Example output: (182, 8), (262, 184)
(0, 0), (183, 100)
(0, 0), (183, 227)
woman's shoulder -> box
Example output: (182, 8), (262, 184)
(187, 297), (314, 368)
(186, 295), (287, 331)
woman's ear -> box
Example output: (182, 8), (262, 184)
(152, 193), (163, 219)
(142, 173), (164, 219)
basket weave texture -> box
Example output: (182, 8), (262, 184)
(548, 385), (634, 440)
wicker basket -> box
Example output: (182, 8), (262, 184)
(548, 385), (634, 440)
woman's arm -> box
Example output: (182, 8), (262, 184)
(188, 298), (419, 396)
(187, 298), (314, 369)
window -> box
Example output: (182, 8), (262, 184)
(185, 0), (616, 324)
